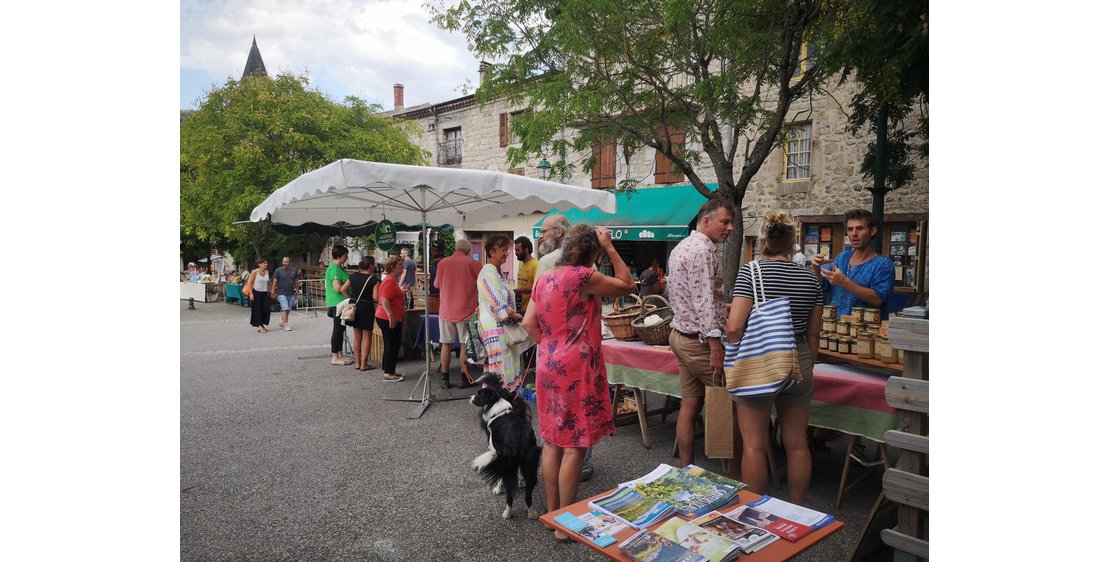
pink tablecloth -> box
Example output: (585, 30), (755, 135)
(602, 339), (899, 442)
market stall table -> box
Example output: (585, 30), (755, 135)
(541, 488), (844, 561)
(180, 282), (221, 303)
(602, 338), (900, 503)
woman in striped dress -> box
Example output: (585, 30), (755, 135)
(476, 234), (523, 389)
(726, 211), (823, 504)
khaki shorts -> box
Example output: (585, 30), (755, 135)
(732, 339), (816, 412)
(669, 329), (720, 399)
(438, 318), (470, 344)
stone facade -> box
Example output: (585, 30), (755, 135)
(384, 74), (928, 287)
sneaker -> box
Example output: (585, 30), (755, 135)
(382, 374), (406, 383)
(282, 323), (291, 331)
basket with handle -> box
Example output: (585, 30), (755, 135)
(631, 295), (674, 345)
(602, 293), (655, 341)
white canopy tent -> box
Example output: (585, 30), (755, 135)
(249, 159), (616, 418)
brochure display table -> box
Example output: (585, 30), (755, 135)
(541, 488), (844, 561)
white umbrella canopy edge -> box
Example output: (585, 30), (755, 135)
(249, 159), (617, 227)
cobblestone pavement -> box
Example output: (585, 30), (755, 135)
(181, 300), (886, 561)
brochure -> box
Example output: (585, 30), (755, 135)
(588, 485), (676, 529)
(687, 511), (779, 554)
(552, 510), (627, 547)
(618, 529), (708, 562)
(678, 465), (748, 493)
(619, 464), (739, 518)
(655, 516), (743, 562)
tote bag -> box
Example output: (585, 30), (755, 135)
(723, 261), (801, 398)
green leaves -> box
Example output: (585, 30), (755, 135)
(180, 72), (430, 261)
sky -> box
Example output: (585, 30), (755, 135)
(181, 0), (481, 111)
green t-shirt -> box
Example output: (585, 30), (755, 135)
(325, 263), (350, 307)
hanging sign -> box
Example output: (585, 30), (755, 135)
(375, 220), (397, 251)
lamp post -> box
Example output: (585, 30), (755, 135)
(537, 158), (552, 181)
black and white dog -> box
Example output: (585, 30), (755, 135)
(470, 383), (541, 520)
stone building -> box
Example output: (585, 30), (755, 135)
(382, 63), (928, 301)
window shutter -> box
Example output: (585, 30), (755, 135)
(592, 142), (616, 189)
(654, 129), (685, 184)
(499, 113), (509, 147)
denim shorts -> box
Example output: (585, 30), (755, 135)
(276, 294), (295, 311)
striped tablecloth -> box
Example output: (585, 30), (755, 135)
(602, 339), (899, 442)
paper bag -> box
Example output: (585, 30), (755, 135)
(704, 385), (734, 459)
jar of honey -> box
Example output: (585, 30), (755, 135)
(819, 332), (830, 350)
(862, 308), (881, 324)
(827, 335), (839, 352)
(849, 323), (859, 338)
(877, 336), (898, 364)
(836, 321), (849, 335)
(822, 319), (836, 333)
(849, 307), (864, 324)
(856, 333), (875, 359)
(837, 337), (854, 354)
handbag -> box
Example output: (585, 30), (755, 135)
(723, 261), (801, 398)
(340, 275), (372, 322)
(463, 314), (488, 365)
(501, 319), (535, 351)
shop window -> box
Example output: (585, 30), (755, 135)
(783, 122), (811, 181)
(883, 221), (926, 293)
(654, 128), (686, 184)
(591, 141), (616, 189)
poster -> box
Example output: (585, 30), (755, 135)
(804, 244), (819, 261)
(820, 227), (832, 242)
(805, 226), (820, 244)
(890, 230), (907, 243)
(894, 267), (903, 281)
(819, 244), (831, 257)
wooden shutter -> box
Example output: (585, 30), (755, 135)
(591, 142), (616, 189)
(499, 113), (509, 147)
(654, 128), (685, 184)
(508, 168), (524, 176)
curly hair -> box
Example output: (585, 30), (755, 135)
(760, 210), (796, 257)
(844, 208), (878, 229)
(485, 233), (512, 258)
(556, 223), (601, 268)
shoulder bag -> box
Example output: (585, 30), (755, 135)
(723, 260), (802, 398)
(339, 275), (370, 322)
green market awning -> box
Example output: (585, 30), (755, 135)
(532, 183), (715, 242)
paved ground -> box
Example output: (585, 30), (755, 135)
(181, 300), (887, 561)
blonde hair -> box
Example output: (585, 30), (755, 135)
(384, 255), (404, 273)
(760, 211), (796, 257)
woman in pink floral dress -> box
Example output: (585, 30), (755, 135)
(523, 224), (636, 541)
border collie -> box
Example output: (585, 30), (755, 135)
(469, 386), (541, 520)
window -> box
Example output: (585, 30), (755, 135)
(783, 122), (811, 181)
(654, 128), (686, 184)
(499, 109), (532, 146)
(591, 142), (616, 189)
(439, 127), (462, 165)
(791, 41), (820, 81)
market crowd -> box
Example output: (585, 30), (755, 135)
(233, 199), (894, 542)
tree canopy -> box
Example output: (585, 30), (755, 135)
(431, 0), (828, 283)
(180, 73), (428, 266)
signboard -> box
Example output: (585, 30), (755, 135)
(531, 226), (690, 241)
(375, 220), (397, 251)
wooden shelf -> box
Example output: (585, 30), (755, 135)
(817, 349), (902, 373)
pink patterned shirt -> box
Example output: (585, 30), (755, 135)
(667, 230), (728, 342)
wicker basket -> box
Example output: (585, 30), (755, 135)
(632, 295), (674, 345)
(602, 294), (655, 341)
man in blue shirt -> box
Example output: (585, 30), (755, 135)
(812, 209), (895, 319)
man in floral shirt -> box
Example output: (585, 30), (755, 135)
(668, 197), (737, 470)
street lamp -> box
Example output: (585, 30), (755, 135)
(537, 158), (552, 181)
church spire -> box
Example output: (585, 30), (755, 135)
(242, 36), (268, 79)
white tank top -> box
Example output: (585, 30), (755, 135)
(253, 271), (269, 292)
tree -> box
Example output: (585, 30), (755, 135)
(180, 73), (429, 265)
(814, 0), (928, 228)
(432, 0), (828, 284)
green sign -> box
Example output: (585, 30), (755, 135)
(375, 220), (397, 251)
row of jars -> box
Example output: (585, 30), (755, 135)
(818, 331), (902, 364)
(822, 306), (882, 325)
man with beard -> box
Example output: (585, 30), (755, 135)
(534, 214), (571, 279)
(811, 208), (895, 319)
(514, 236), (538, 376)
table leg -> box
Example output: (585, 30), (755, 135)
(836, 435), (860, 509)
(633, 387), (652, 449)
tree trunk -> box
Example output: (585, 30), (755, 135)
(722, 216), (744, 293)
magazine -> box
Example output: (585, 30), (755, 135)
(741, 496), (833, 530)
(678, 465), (748, 493)
(619, 464), (739, 518)
(655, 516), (743, 562)
(588, 485), (676, 529)
(687, 511), (779, 554)
(552, 510), (627, 547)
(719, 496), (830, 542)
(618, 529), (708, 562)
